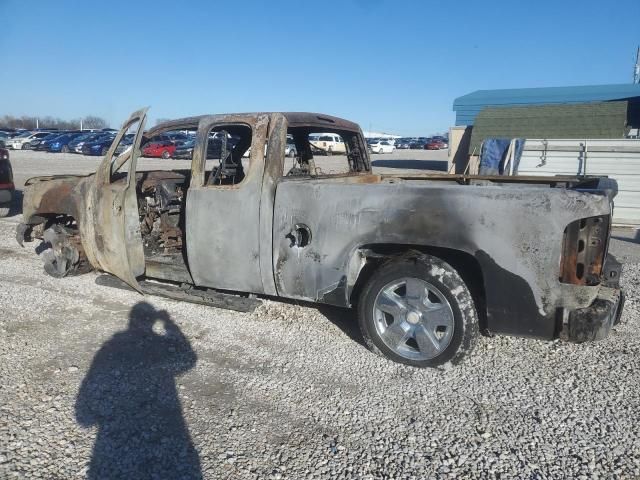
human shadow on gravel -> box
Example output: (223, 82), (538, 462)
(75, 302), (202, 479)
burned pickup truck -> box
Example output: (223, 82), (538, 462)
(17, 109), (624, 367)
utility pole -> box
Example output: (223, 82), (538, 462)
(634, 46), (640, 84)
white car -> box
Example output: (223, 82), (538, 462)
(309, 133), (346, 154)
(368, 140), (395, 154)
(6, 131), (52, 150)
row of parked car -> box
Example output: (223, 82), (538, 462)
(394, 136), (449, 150)
(364, 136), (449, 153)
(2, 129), (120, 155)
(0, 127), (196, 159)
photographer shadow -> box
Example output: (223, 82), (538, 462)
(75, 302), (201, 479)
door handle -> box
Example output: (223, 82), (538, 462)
(286, 224), (312, 248)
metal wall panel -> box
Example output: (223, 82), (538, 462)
(516, 139), (640, 225)
(453, 83), (640, 126)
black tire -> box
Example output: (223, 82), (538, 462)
(101, 146), (108, 156)
(358, 253), (479, 368)
(61, 145), (69, 153)
(161, 150), (171, 159)
(22, 143), (31, 150)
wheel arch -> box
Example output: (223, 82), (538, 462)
(348, 243), (488, 333)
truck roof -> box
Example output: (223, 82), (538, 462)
(148, 113), (361, 136)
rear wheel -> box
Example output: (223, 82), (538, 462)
(22, 143), (31, 150)
(358, 253), (479, 367)
(101, 146), (108, 156)
(61, 145), (69, 153)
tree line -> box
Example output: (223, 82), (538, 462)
(0, 115), (109, 130)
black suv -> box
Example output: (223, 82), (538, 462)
(0, 145), (14, 216)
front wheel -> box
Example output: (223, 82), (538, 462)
(41, 225), (92, 278)
(22, 143), (31, 150)
(161, 150), (171, 159)
(61, 145), (69, 153)
(358, 253), (479, 367)
(378, 148), (383, 154)
(101, 146), (108, 156)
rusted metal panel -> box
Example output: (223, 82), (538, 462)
(184, 114), (269, 293)
(272, 177), (612, 339)
(559, 216), (609, 286)
(259, 114), (287, 296)
(85, 108), (148, 291)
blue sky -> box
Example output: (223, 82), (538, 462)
(1, 0), (638, 135)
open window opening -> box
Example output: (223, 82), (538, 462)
(284, 127), (368, 177)
(204, 124), (252, 186)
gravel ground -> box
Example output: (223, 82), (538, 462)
(1, 152), (640, 479)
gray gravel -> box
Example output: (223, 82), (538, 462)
(1, 153), (640, 478)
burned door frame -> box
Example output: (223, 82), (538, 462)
(88, 107), (148, 290)
(185, 114), (272, 293)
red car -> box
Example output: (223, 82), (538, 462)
(142, 135), (177, 159)
(425, 139), (445, 150)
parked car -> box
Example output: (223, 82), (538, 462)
(5, 131), (51, 150)
(309, 133), (346, 155)
(395, 138), (412, 149)
(431, 136), (449, 149)
(285, 135), (297, 157)
(425, 139), (445, 150)
(0, 146), (14, 217)
(33, 133), (65, 151)
(69, 131), (114, 153)
(69, 132), (104, 153)
(48, 132), (84, 153)
(113, 133), (136, 156)
(142, 135), (176, 159)
(368, 140), (395, 154)
(26, 132), (58, 151)
(409, 138), (427, 149)
(81, 134), (116, 156)
(172, 138), (195, 159)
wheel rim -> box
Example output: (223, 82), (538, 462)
(373, 277), (455, 361)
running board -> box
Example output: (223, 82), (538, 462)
(95, 275), (262, 313)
